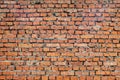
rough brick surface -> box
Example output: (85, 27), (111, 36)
(0, 0), (120, 80)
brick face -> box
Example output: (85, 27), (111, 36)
(0, 0), (120, 80)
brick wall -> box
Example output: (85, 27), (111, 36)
(0, 0), (120, 80)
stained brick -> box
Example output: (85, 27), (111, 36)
(74, 43), (88, 47)
(19, 44), (32, 48)
(54, 62), (66, 66)
(61, 71), (74, 76)
(40, 61), (51, 66)
(46, 43), (60, 47)
(0, 0), (119, 79)
(104, 61), (117, 66)
(81, 35), (94, 38)
(47, 52), (60, 57)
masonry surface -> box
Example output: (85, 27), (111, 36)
(0, 0), (120, 80)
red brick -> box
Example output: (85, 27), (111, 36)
(0, 0), (119, 79)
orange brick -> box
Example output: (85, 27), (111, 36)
(49, 76), (55, 80)
(0, 61), (11, 66)
(58, 57), (64, 61)
(47, 52), (60, 57)
(0, 76), (5, 79)
(86, 76), (93, 80)
(80, 76), (86, 80)
(61, 52), (74, 57)
(19, 43), (32, 48)
(93, 58), (99, 61)
(54, 62), (66, 66)
(63, 76), (70, 80)
(70, 62), (82, 66)
(4, 34), (16, 38)
(43, 48), (49, 51)
(32, 43), (43, 47)
(71, 76), (78, 80)
(40, 61), (51, 66)
(104, 61), (117, 66)
(81, 35), (94, 38)
(72, 17), (82, 21)
(61, 71), (74, 76)
(57, 76), (63, 80)
(96, 71), (107, 75)
(5, 52), (17, 56)
(62, 4), (68, 8)
(0, 0), (120, 78)
(42, 76), (48, 80)
(104, 53), (117, 56)
(59, 66), (72, 71)
(60, 43), (73, 47)
(74, 43), (88, 47)
(116, 44), (120, 48)
(46, 43), (60, 47)
(94, 76), (101, 80)
(43, 17), (56, 21)
(24, 9), (36, 12)
(109, 35), (120, 38)
(4, 43), (17, 47)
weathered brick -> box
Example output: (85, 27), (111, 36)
(47, 52), (60, 57)
(43, 17), (56, 21)
(75, 71), (89, 76)
(54, 62), (66, 66)
(46, 43), (60, 47)
(61, 52), (74, 57)
(0, 9), (9, 12)
(40, 61), (51, 66)
(0, 61), (11, 66)
(74, 43), (88, 47)
(19, 44), (32, 48)
(24, 9), (36, 12)
(5, 52), (17, 56)
(0, 0), (119, 79)
(104, 61), (117, 66)
(61, 71), (74, 76)
(81, 35), (94, 38)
